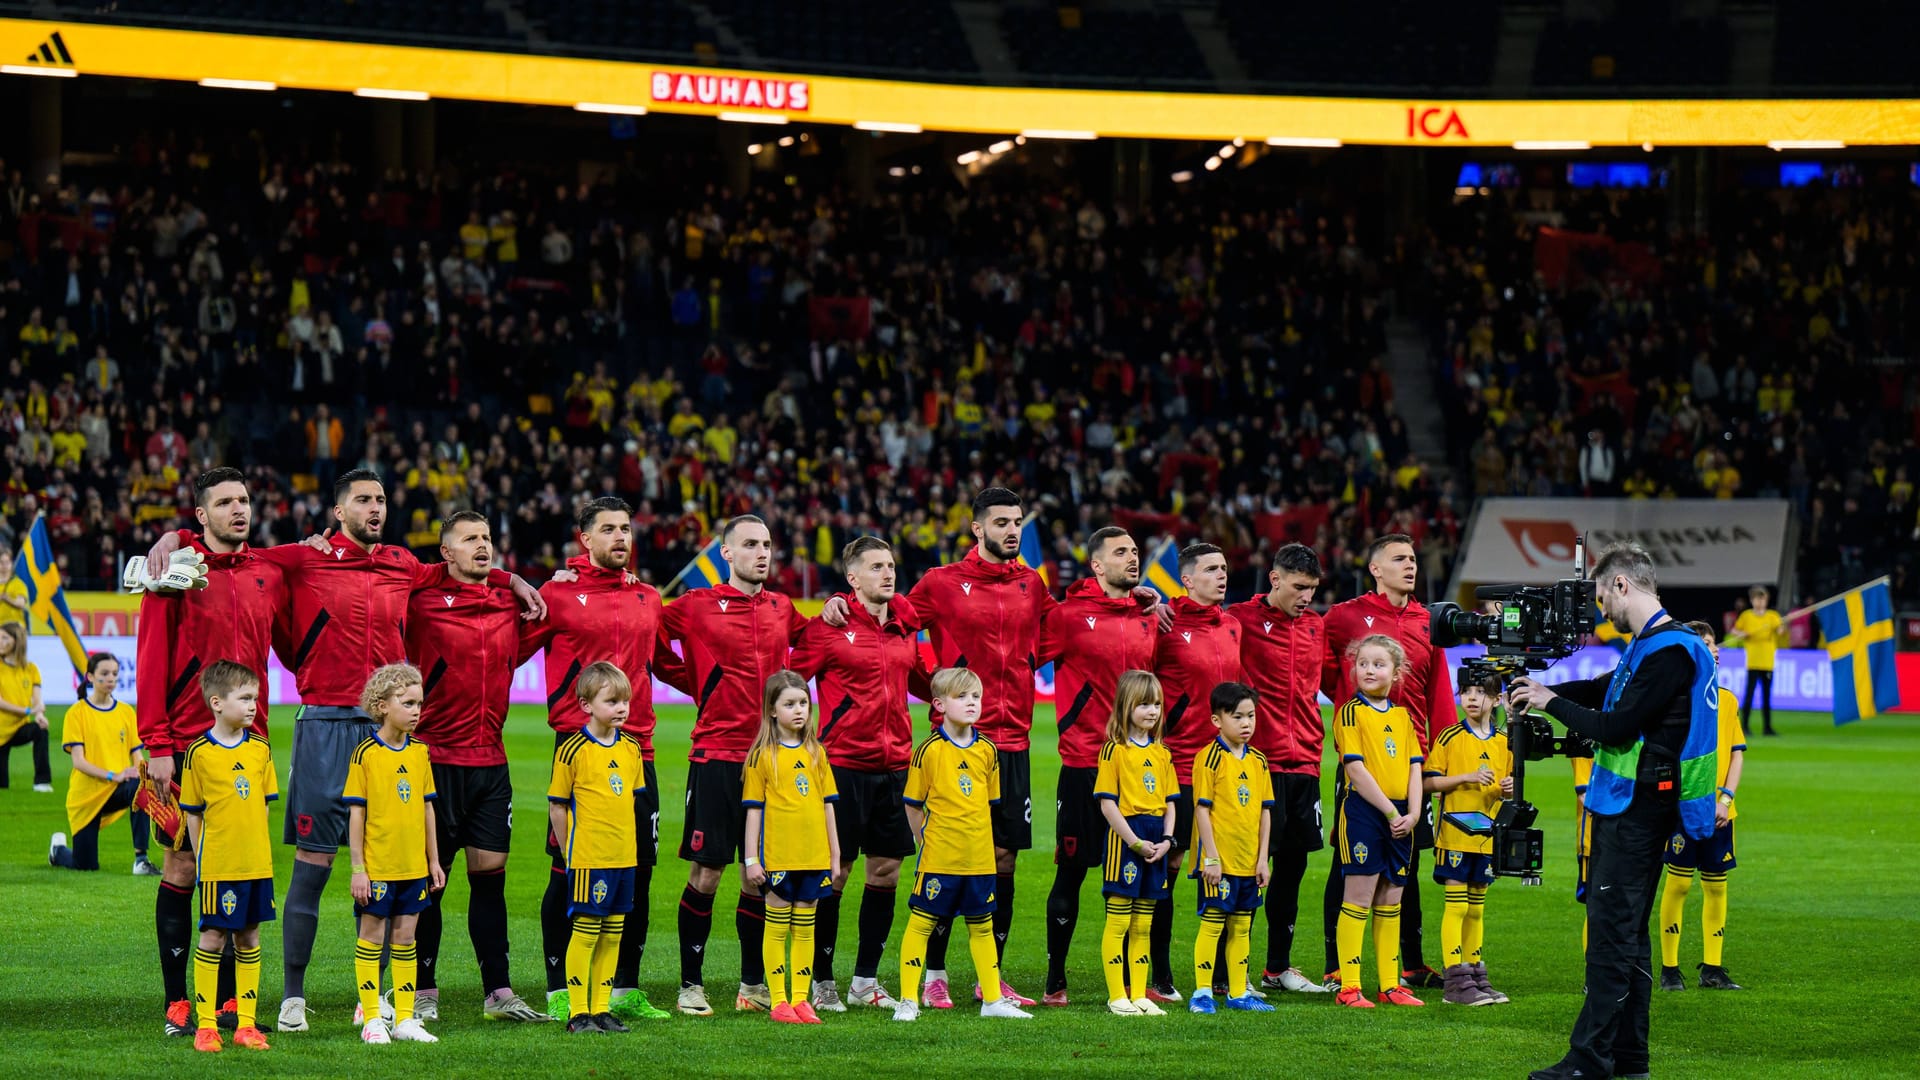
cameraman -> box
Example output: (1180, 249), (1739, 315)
(1510, 543), (1721, 1080)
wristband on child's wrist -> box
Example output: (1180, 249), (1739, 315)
(351, 864), (367, 875)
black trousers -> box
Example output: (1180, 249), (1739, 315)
(0, 723), (51, 787)
(53, 778), (150, 870)
(1564, 793), (1678, 1077)
(1741, 671), (1774, 733)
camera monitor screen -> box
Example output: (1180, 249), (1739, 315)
(1444, 811), (1497, 836)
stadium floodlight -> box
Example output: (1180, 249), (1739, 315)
(988, 139), (1015, 154)
(575, 102), (648, 115)
(1266, 136), (1342, 148)
(1020, 129), (1098, 140)
(778, 135), (796, 146)
(854, 121), (923, 133)
(956, 150), (983, 165)
(1204, 156), (1222, 171)
(1170, 170), (1195, 183)
(1, 64), (77, 77)
(354, 87), (429, 100)
(199, 78), (278, 91)
(1219, 144), (1236, 159)
(1767, 139), (1845, 150)
(719, 111), (787, 124)
(747, 143), (764, 154)
(1512, 140), (1590, 150)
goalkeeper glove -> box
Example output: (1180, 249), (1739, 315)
(122, 550), (211, 594)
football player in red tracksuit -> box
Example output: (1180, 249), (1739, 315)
(1317, 533), (1456, 990)
(659, 514), (810, 1017)
(403, 511), (550, 1023)
(516, 496), (681, 1022)
(1150, 542), (1244, 1001)
(1225, 542), (1333, 995)
(137, 467), (282, 1036)
(787, 535), (929, 1013)
(148, 467), (546, 1030)
(1034, 526), (1158, 1005)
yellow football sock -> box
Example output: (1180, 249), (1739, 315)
(1127, 899), (1154, 1003)
(1464, 885), (1487, 966)
(194, 945), (223, 1030)
(233, 945), (261, 1030)
(1336, 903), (1369, 991)
(1101, 897), (1132, 1001)
(966, 914), (1002, 1003)
(899, 910), (934, 1004)
(391, 942), (417, 1023)
(763, 905), (793, 1006)
(1660, 867), (1692, 968)
(591, 915), (622, 1015)
(1194, 909), (1226, 997)
(791, 906), (817, 997)
(1700, 873), (1729, 966)
(1372, 904), (1402, 993)
(1441, 884), (1469, 968)
(354, 937), (384, 1025)
(1225, 912), (1253, 998)
(566, 915), (601, 1018)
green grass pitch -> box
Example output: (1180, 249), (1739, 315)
(3, 704), (1915, 1078)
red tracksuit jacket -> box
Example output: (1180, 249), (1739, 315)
(1227, 596), (1327, 776)
(907, 548), (1056, 752)
(135, 538), (280, 757)
(1320, 590), (1456, 751)
(788, 592), (926, 773)
(1154, 597), (1245, 785)
(249, 532), (489, 708)
(406, 575), (520, 767)
(661, 582), (809, 764)
(1038, 577), (1160, 769)
(518, 556), (679, 759)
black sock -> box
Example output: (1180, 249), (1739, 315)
(158, 880), (192, 1005)
(541, 864), (570, 994)
(992, 873), (1016, 963)
(1321, 861), (1343, 976)
(737, 892), (767, 985)
(853, 884), (896, 979)
(281, 859), (331, 1000)
(416, 888), (444, 992)
(614, 863), (651, 988)
(218, 939), (237, 1004)
(1264, 848), (1309, 974)
(925, 915), (952, 970)
(1149, 895), (1174, 988)
(1401, 862), (1425, 970)
(1044, 863), (1087, 991)
(815, 889), (842, 984)
(468, 869), (510, 994)
(678, 886), (715, 987)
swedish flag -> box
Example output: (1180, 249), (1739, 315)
(1143, 537), (1186, 600)
(13, 516), (86, 673)
(1017, 517), (1051, 588)
(1814, 578), (1899, 725)
(676, 536), (730, 592)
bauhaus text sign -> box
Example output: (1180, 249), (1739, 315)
(650, 69), (810, 112)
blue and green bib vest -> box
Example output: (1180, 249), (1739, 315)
(1582, 613), (1719, 840)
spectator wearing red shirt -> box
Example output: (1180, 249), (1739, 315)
(1317, 533), (1455, 990)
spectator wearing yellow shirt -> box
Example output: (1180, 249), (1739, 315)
(703, 420), (738, 466)
(460, 211), (489, 261)
(51, 418), (87, 470)
(1727, 587), (1783, 737)
(666, 398), (706, 441)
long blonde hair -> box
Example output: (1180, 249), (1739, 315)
(1346, 633), (1407, 695)
(1106, 669), (1165, 745)
(0, 621), (25, 667)
(745, 669), (824, 774)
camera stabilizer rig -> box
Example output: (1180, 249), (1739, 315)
(1430, 537), (1598, 885)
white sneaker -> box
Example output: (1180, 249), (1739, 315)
(361, 1018), (391, 1045)
(735, 981), (771, 1012)
(391, 1018), (438, 1043)
(676, 984), (714, 1017)
(810, 980), (847, 1013)
(1130, 997), (1167, 1016)
(48, 832), (66, 866)
(1275, 967), (1330, 994)
(132, 855), (161, 876)
(277, 996), (309, 1032)
(847, 977), (899, 1009)
(892, 999), (920, 1022)
(353, 993), (397, 1026)
(32, 783), (52, 793)
(980, 998), (1033, 1019)
(1107, 997), (1142, 1015)
(411, 994), (439, 1022)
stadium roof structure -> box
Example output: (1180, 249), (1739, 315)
(2, 16), (1917, 148)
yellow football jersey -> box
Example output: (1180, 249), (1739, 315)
(1426, 721), (1512, 854)
(62, 697), (141, 833)
(1094, 737), (1177, 817)
(0, 659), (42, 744)
(1191, 738), (1274, 876)
(547, 729), (642, 870)
(1334, 696), (1422, 802)
(1715, 687), (1745, 822)
(179, 731), (278, 880)
(342, 734), (438, 880)
(1732, 609), (1784, 671)
(743, 741), (839, 872)
(903, 728), (1000, 875)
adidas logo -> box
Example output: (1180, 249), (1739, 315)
(360, 980), (377, 991)
(1107, 956), (1124, 965)
(17, 31), (74, 71)
(396, 765), (408, 774)
(793, 760), (805, 769)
